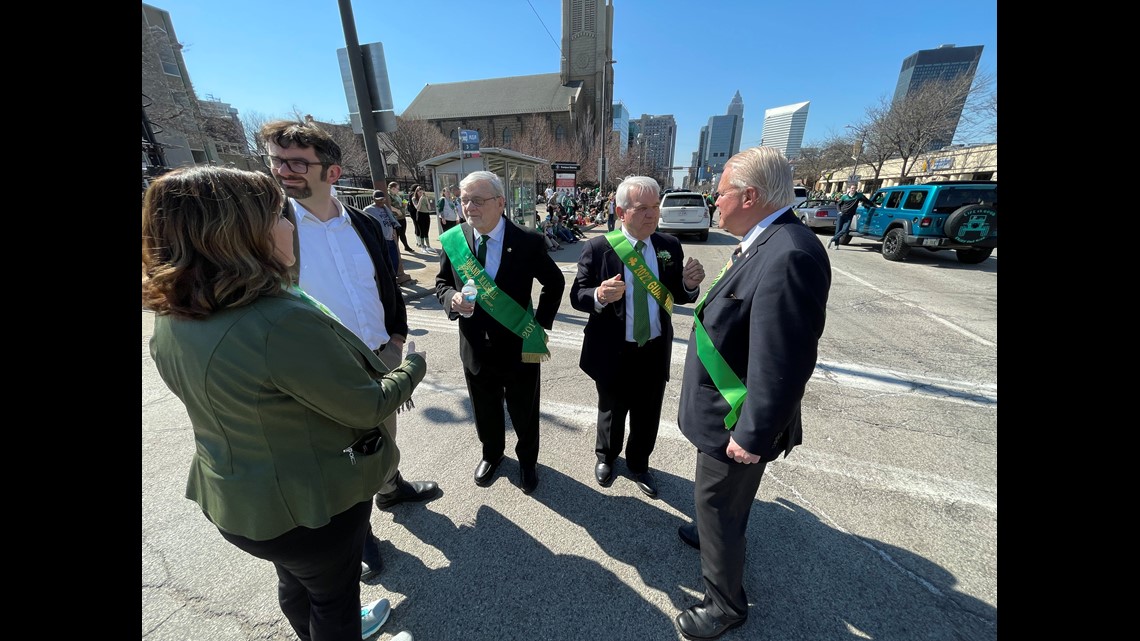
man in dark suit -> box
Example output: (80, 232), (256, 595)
(570, 175), (706, 498)
(674, 146), (832, 640)
(260, 119), (440, 583)
(435, 170), (565, 494)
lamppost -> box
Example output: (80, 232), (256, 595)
(845, 124), (865, 191)
(636, 133), (644, 175)
(599, 59), (616, 190)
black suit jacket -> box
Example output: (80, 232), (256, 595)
(678, 210), (831, 463)
(570, 231), (699, 387)
(435, 219), (565, 374)
(285, 199), (409, 341)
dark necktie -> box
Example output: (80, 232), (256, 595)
(477, 234), (490, 265)
(633, 240), (650, 346)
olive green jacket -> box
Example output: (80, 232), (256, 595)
(150, 291), (426, 541)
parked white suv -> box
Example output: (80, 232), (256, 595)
(658, 192), (711, 241)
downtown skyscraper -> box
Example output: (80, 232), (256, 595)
(892, 44), (983, 150)
(697, 91), (745, 182)
(760, 101), (810, 160)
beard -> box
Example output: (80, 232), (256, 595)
(281, 182), (313, 199)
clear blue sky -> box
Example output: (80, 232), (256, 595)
(147, 0), (997, 184)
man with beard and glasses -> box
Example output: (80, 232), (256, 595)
(259, 119), (440, 586)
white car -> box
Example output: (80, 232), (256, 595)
(792, 185), (809, 209)
(657, 192), (711, 241)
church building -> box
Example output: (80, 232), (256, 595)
(401, 0), (614, 150)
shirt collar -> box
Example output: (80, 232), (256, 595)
(292, 197), (347, 224)
(472, 216), (507, 243)
(620, 227), (653, 253)
(740, 205), (790, 253)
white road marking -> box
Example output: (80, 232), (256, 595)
(831, 266), (995, 348)
(407, 310), (996, 407)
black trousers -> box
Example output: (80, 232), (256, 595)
(415, 212), (431, 239)
(693, 451), (768, 619)
(439, 218), (460, 238)
(594, 338), (667, 473)
(395, 217), (412, 249)
(463, 361), (541, 466)
(218, 500), (372, 641)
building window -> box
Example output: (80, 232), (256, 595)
(502, 128), (512, 145)
(149, 29), (182, 77)
(555, 125), (565, 142)
(171, 91), (191, 109)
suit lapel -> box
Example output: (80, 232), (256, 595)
(496, 220), (514, 283)
(602, 240), (625, 320)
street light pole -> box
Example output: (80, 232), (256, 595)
(337, 0), (386, 189)
(636, 133), (644, 175)
(845, 124), (864, 191)
(599, 60), (615, 190)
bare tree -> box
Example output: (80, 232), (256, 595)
(848, 107), (895, 188)
(794, 133), (851, 190)
(379, 117), (453, 182)
(323, 124), (370, 185)
(241, 110), (273, 156)
(880, 72), (979, 178)
(511, 115), (581, 187)
(953, 69), (997, 144)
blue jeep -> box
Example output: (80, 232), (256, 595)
(844, 180), (997, 264)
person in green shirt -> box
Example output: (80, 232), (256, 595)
(829, 185), (874, 249)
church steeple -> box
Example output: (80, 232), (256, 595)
(561, 0), (614, 144)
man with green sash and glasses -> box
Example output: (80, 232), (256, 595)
(570, 175), (706, 499)
(434, 171), (565, 495)
(673, 147), (831, 641)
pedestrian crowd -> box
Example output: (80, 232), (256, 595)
(142, 116), (832, 641)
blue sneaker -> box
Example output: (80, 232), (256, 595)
(361, 598), (390, 639)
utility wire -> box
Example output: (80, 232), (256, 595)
(526, 0), (563, 56)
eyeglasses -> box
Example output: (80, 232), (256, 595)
(460, 195), (501, 207)
(628, 204), (660, 215)
(265, 155), (332, 174)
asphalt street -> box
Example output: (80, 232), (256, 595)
(142, 221), (997, 641)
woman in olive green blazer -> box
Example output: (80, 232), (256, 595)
(143, 166), (425, 641)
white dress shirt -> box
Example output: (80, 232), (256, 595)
(595, 229), (662, 343)
(293, 197), (390, 350)
(739, 206), (790, 254)
(470, 216), (507, 281)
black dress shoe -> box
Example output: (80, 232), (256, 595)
(595, 461), (614, 487)
(374, 474), (441, 509)
(678, 523), (700, 550)
(520, 464), (539, 494)
(631, 470), (658, 498)
(360, 560), (381, 582)
(474, 457), (503, 487)
(676, 603), (746, 640)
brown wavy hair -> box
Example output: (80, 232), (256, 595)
(142, 166), (289, 318)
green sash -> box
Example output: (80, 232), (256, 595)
(440, 226), (550, 363)
(693, 256), (746, 430)
(604, 230), (673, 315)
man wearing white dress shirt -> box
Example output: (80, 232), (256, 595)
(260, 120), (439, 583)
(569, 176), (706, 498)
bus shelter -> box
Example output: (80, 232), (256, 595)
(418, 147), (547, 230)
